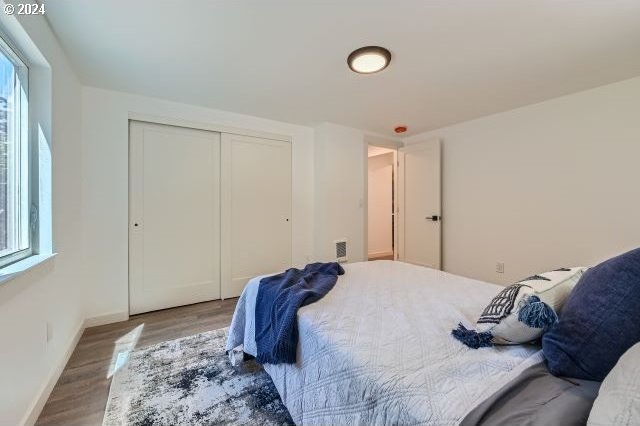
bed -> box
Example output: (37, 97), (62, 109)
(226, 260), (550, 425)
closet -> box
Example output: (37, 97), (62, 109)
(129, 121), (292, 314)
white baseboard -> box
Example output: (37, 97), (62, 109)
(21, 320), (85, 426)
(20, 310), (129, 425)
(83, 311), (129, 328)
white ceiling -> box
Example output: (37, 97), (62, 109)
(45, 0), (640, 136)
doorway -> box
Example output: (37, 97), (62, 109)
(367, 145), (397, 261)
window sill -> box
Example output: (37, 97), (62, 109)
(0, 253), (57, 285)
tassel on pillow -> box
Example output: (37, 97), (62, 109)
(451, 323), (493, 349)
(517, 295), (558, 330)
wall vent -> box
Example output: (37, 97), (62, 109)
(334, 239), (348, 263)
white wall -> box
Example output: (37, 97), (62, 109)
(314, 123), (367, 262)
(368, 153), (394, 257)
(81, 87), (315, 319)
(404, 76), (640, 285)
(0, 12), (84, 426)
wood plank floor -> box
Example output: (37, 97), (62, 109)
(368, 255), (394, 261)
(36, 299), (238, 426)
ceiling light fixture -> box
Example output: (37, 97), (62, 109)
(347, 46), (391, 74)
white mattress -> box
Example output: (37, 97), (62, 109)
(226, 261), (543, 425)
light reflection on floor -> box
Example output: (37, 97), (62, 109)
(107, 324), (144, 378)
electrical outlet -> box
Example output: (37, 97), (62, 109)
(496, 262), (505, 274)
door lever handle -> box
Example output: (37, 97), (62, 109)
(426, 215), (441, 222)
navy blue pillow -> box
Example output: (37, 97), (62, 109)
(542, 247), (640, 381)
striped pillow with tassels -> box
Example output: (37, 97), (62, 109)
(452, 267), (586, 349)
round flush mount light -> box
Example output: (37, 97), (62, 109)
(347, 46), (391, 74)
(394, 125), (408, 134)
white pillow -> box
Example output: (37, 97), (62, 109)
(522, 267), (586, 311)
(452, 267), (585, 347)
(588, 342), (640, 425)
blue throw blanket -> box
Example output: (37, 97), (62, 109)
(255, 262), (345, 364)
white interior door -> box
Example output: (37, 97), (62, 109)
(398, 139), (442, 269)
(221, 134), (292, 298)
(129, 121), (221, 314)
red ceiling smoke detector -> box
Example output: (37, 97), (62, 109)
(394, 125), (408, 134)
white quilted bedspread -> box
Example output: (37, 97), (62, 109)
(226, 261), (543, 425)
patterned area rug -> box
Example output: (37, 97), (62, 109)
(103, 327), (294, 426)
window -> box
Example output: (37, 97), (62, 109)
(0, 35), (31, 268)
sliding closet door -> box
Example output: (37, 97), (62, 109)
(221, 134), (292, 299)
(129, 121), (221, 314)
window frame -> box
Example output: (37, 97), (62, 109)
(0, 31), (34, 269)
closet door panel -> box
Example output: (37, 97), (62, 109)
(129, 121), (221, 314)
(221, 134), (292, 298)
